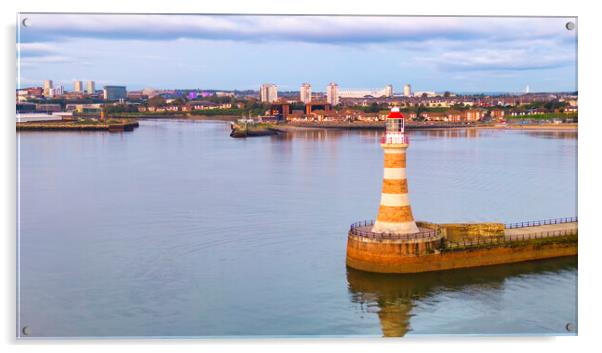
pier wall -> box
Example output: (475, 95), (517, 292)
(438, 222), (505, 242)
(346, 234), (577, 273)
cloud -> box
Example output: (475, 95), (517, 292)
(423, 47), (573, 72)
(19, 14), (576, 45)
(19, 55), (78, 68)
(15, 14), (577, 91)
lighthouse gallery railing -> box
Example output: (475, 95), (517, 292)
(380, 135), (409, 145)
(349, 220), (438, 241)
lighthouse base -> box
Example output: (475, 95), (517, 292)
(371, 220), (419, 234)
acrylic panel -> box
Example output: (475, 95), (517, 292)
(16, 14), (578, 338)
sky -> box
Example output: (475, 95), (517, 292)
(17, 14), (578, 93)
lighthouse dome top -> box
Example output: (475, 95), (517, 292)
(387, 107), (404, 119)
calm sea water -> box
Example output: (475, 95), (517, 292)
(17, 120), (577, 337)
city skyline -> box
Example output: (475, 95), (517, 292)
(17, 14), (577, 92)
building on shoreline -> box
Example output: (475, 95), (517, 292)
(260, 83), (278, 103)
(103, 86), (127, 101)
(74, 80), (83, 93)
(43, 80), (53, 96)
(403, 84), (412, 97)
(86, 80), (96, 94)
(338, 85), (394, 99)
(300, 83), (312, 104)
(326, 82), (339, 106)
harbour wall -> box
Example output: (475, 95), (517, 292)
(346, 232), (577, 274)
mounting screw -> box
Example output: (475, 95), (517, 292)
(21, 325), (31, 336)
(565, 22), (575, 31)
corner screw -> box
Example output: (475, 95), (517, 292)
(21, 325), (31, 336)
(566, 22), (575, 30)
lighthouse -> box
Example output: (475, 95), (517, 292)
(371, 107), (419, 234)
(346, 108), (576, 274)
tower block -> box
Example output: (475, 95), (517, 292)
(371, 107), (419, 234)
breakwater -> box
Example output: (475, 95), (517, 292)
(17, 120), (139, 132)
(346, 218), (577, 273)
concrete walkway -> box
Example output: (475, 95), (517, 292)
(504, 222), (578, 241)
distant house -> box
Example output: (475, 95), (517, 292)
(490, 109), (505, 120)
(185, 101), (232, 111)
(446, 110), (463, 122)
(465, 109), (485, 121)
(421, 112), (447, 121)
(509, 109), (527, 117)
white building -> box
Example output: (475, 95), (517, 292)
(86, 80), (95, 94)
(300, 83), (312, 103)
(260, 83), (278, 103)
(43, 80), (53, 96)
(17, 113), (62, 123)
(414, 91), (438, 98)
(74, 80), (83, 92)
(337, 85), (394, 98)
(326, 82), (339, 106)
(384, 84), (393, 97)
(142, 87), (158, 98)
(403, 84), (412, 97)
(47, 85), (64, 97)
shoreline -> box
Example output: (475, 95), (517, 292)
(110, 113), (578, 131)
(21, 114), (578, 133)
(112, 114), (240, 122)
(279, 122), (577, 132)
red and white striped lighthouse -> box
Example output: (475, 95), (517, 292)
(371, 107), (420, 234)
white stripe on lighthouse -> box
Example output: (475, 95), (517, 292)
(372, 220), (419, 234)
(379, 193), (411, 207)
(383, 168), (406, 180)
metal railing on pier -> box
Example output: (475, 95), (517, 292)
(349, 220), (438, 241)
(505, 217), (577, 229)
(444, 228), (577, 251)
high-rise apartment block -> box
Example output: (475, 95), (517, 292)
(260, 83), (278, 103)
(300, 83), (312, 103)
(326, 82), (339, 106)
(43, 80), (53, 96)
(384, 84), (394, 98)
(74, 80), (83, 92)
(403, 84), (412, 97)
(86, 80), (96, 94)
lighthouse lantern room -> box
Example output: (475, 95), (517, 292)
(382, 107), (408, 145)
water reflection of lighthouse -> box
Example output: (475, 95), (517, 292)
(346, 257), (577, 337)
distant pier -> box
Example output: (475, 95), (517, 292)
(16, 120), (139, 132)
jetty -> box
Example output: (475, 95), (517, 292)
(347, 218), (577, 273)
(346, 107), (577, 274)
